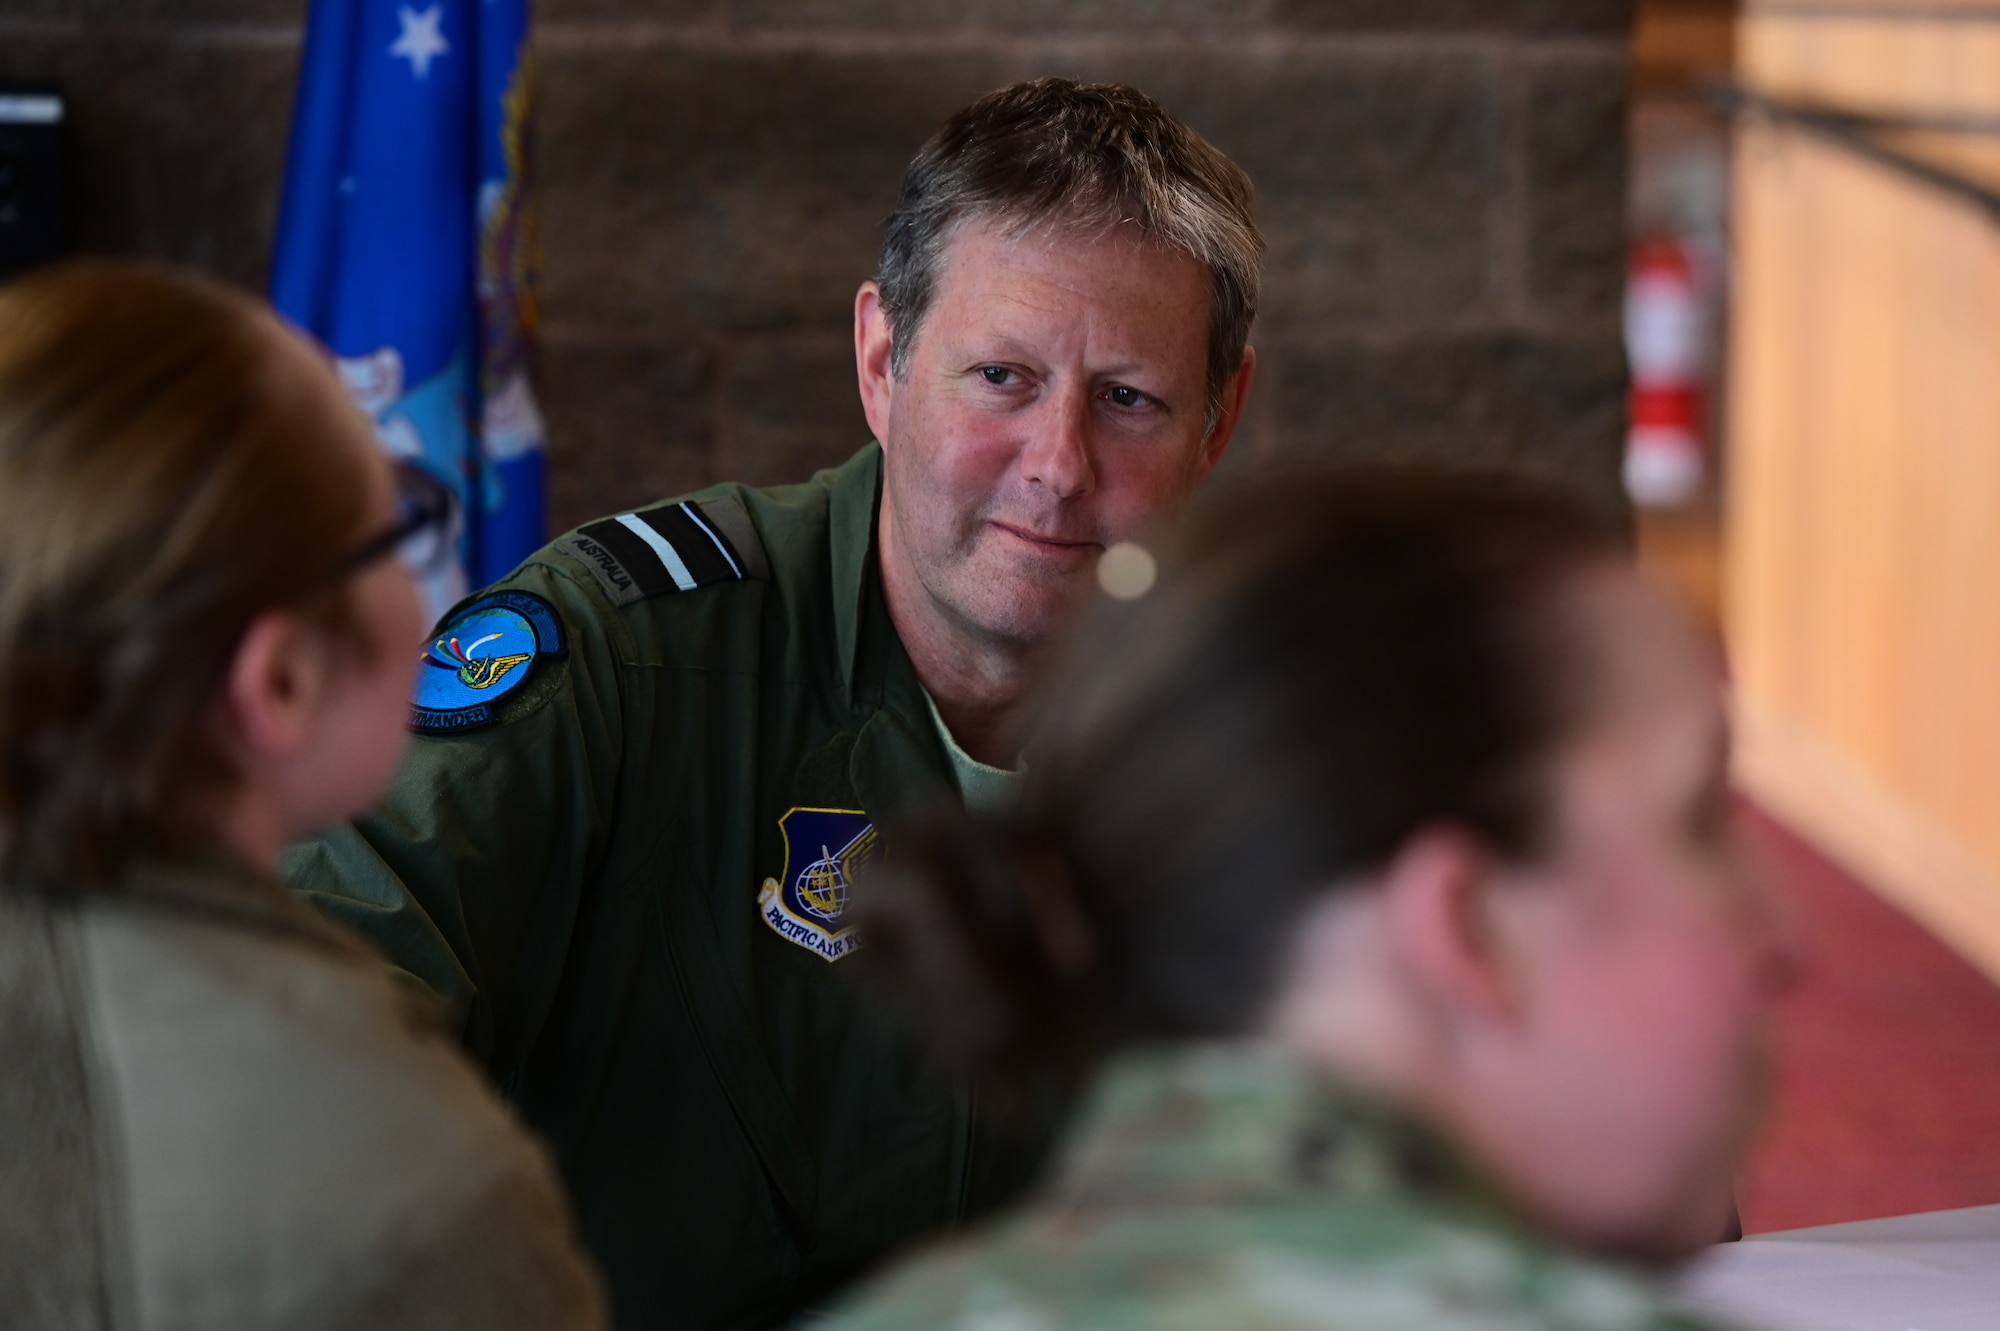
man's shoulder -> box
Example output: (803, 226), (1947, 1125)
(400, 445), (879, 737)
(528, 444), (879, 617)
(543, 488), (772, 611)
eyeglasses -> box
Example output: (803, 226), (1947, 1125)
(337, 459), (460, 578)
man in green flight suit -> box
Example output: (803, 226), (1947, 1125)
(284, 78), (1262, 1330)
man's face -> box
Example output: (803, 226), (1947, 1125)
(858, 217), (1249, 653)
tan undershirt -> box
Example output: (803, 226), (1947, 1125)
(921, 690), (1028, 815)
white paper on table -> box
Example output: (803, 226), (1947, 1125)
(1672, 1203), (2000, 1331)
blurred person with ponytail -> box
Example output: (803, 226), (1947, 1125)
(0, 261), (604, 1330)
(830, 472), (1790, 1330)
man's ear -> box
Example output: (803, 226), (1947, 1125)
(855, 281), (896, 447)
(1196, 346), (1257, 477)
(1380, 825), (1515, 1022)
(220, 609), (326, 762)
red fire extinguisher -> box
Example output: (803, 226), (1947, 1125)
(1625, 236), (1707, 507)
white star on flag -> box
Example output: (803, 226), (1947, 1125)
(389, 4), (450, 80)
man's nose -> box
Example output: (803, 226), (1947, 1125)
(1019, 382), (1096, 500)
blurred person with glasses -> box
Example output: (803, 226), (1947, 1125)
(0, 261), (605, 1331)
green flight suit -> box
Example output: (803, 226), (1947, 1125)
(284, 445), (1059, 1331)
(825, 1044), (1730, 1331)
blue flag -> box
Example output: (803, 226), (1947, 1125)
(271, 0), (544, 607)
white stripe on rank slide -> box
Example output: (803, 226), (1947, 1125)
(0, 95), (62, 124)
(678, 502), (742, 579)
(615, 513), (697, 592)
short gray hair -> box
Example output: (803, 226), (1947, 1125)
(876, 78), (1263, 436)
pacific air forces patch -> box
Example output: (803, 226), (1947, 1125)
(411, 590), (567, 733)
(759, 808), (877, 961)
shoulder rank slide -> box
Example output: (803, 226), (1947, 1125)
(554, 495), (769, 607)
(411, 590), (567, 733)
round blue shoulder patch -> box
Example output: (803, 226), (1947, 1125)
(411, 590), (567, 733)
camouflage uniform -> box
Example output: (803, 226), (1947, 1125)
(823, 1044), (1731, 1331)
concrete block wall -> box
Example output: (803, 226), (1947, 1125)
(0, 0), (1631, 531)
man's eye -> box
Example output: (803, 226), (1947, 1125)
(979, 366), (1014, 385)
(1106, 385), (1149, 409)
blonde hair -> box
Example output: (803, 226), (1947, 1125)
(0, 260), (375, 883)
